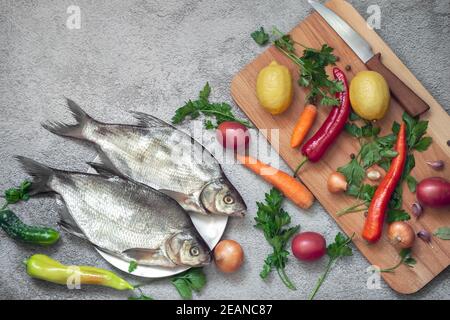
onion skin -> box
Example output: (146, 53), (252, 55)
(291, 232), (326, 261)
(416, 177), (450, 207)
(214, 240), (244, 273)
(327, 172), (347, 193)
(387, 222), (415, 249)
(216, 122), (250, 151)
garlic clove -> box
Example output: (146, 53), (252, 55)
(417, 230), (431, 243)
(426, 160), (444, 171)
(367, 169), (381, 181)
(412, 202), (423, 218)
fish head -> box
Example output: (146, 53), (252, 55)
(200, 177), (247, 217)
(166, 231), (211, 267)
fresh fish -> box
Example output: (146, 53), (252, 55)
(42, 99), (246, 217)
(16, 156), (211, 268)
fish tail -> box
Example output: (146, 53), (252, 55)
(42, 98), (95, 139)
(15, 156), (54, 195)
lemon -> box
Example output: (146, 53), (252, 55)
(350, 71), (390, 120)
(256, 60), (293, 115)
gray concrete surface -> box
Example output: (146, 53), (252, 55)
(0, 0), (449, 300)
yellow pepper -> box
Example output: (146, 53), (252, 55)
(24, 254), (133, 291)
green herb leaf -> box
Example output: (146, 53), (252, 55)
(273, 28), (341, 105)
(344, 123), (362, 138)
(381, 248), (416, 273)
(406, 175), (417, 193)
(183, 268), (207, 291)
(327, 232), (354, 259)
(346, 184), (376, 202)
(199, 82), (211, 101)
(349, 111), (361, 121)
(310, 232), (353, 300)
(378, 159), (391, 172)
(379, 149), (398, 158)
(128, 261), (138, 273)
(172, 278), (192, 299)
(255, 188), (299, 290)
(4, 180), (32, 205)
(388, 185), (403, 210)
(337, 158), (365, 187)
(414, 137), (432, 152)
(391, 121), (400, 135)
(273, 27), (295, 53)
(387, 209), (410, 223)
(399, 248), (416, 267)
(128, 293), (153, 300)
(433, 227), (450, 240)
(170, 268), (207, 300)
(172, 83), (251, 129)
(362, 124), (381, 138)
(360, 141), (382, 168)
(401, 154), (416, 181)
(251, 27), (269, 45)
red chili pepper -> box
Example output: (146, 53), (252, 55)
(362, 122), (407, 243)
(301, 67), (350, 162)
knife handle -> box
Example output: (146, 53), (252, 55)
(366, 53), (430, 117)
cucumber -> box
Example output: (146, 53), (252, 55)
(0, 210), (60, 245)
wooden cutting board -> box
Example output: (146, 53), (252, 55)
(231, 0), (450, 294)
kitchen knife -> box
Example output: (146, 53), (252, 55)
(308, 0), (430, 117)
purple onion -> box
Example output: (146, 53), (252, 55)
(417, 230), (431, 243)
(412, 202), (423, 218)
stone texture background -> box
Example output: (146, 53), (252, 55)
(0, 0), (449, 300)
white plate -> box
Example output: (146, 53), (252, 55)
(88, 157), (228, 278)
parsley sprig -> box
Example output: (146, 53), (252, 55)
(128, 287), (153, 300)
(309, 232), (354, 300)
(128, 260), (138, 273)
(1, 180), (32, 211)
(170, 268), (207, 299)
(251, 27), (269, 45)
(254, 188), (300, 290)
(336, 112), (431, 217)
(379, 248), (416, 273)
(272, 27), (343, 106)
(171, 83), (252, 129)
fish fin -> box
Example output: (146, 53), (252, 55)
(129, 111), (173, 128)
(15, 156), (54, 195)
(58, 219), (87, 240)
(158, 189), (207, 215)
(158, 189), (189, 203)
(55, 197), (85, 237)
(122, 248), (173, 266)
(42, 98), (96, 139)
(87, 161), (122, 178)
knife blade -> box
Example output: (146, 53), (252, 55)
(308, 0), (430, 116)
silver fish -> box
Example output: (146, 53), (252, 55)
(42, 99), (247, 217)
(16, 156), (211, 268)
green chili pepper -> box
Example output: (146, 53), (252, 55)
(0, 210), (60, 245)
(24, 254), (134, 291)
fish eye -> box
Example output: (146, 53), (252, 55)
(223, 195), (234, 204)
(190, 246), (200, 256)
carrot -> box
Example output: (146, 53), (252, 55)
(290, 104), (318, 148)
(236, 154), (314, 209)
